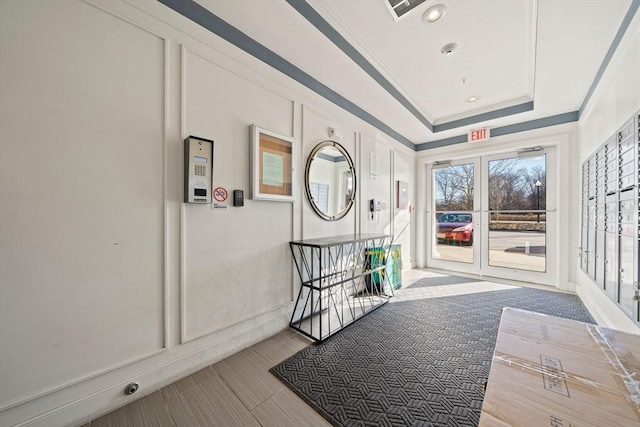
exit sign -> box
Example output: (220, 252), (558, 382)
(468, 127), (490, 142)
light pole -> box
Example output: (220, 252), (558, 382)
(535, 180), (541, 223)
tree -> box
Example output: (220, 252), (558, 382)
(434, 164), (475, 211)
(434, 158), (546, 220)
(521, 165), (546, 210)
(488, 159), (519, 217)
(453, 164), (474, 210)
(434, 168), (459, 210)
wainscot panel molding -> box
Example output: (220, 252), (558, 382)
(0, 0), (168, 411)
(180, 48), (296, 343)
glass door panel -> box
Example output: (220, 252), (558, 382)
(488, 212), (546, 272)
(487, 154), (547, 273)
(426, 148), (553, 284)
(430, 161), (479, 271)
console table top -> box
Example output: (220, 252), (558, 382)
(290, 233), (392, 248)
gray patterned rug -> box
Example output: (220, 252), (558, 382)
(271, 284), (594, 426)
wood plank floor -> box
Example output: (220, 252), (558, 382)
(87, 270), (433, 426)
(87, 329), (329, 426)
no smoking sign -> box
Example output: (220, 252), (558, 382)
(213, 187), (228, 203)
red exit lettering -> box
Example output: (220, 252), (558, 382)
(469, 128), (490, 142)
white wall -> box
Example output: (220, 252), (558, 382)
(0, 1), (416, 426)
(181, 50), (295, 342)
(392, 151), (415, 269)
(576, 8), (640, 334)
(357, 133), (416, 268)
(1, 0), (166, 411)
(359, 135), (392, 235)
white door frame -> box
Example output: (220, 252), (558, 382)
(418, 134), (565, 287)
(480, 148), (557, 285)
(426, 157), (482, 275)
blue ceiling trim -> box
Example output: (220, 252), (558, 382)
(490, 111), (578, 137)
(286, 0), (434, 132)
(433, 101), (534, 133)
(416, 111), (579, 151)
(317, 152), (346, 162)
(579, 0), (640, 117)
(287, 0), (538, 133)
(158, 0), (634, 152)
(157, 0), (416, 150)
(416, 134), (468, 151)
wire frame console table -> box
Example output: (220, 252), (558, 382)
(289, 234), (394, 342)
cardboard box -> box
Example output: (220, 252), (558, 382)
(479, 308), (640, 427)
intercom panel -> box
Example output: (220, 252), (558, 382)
(369, 198), (381, 219)
(184, 136), (214, 203)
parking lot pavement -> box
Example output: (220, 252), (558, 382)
(433, 231), (546, 272)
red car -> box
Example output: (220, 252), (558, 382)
(437, 213), (474, 245)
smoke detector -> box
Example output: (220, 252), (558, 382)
(440, 43), (458, 56)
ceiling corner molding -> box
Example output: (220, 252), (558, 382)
(286, 0), (434, 132)
(416, 111), (578, 151)
(288, 0), (542, 135)
(157, 0), (630, 153)
(490, 111), (578, 137)
(579, 0), (640, 117)
(416, 134), (467, 151)
(433, 101), (535, 133)
(156, 0), (416, 150)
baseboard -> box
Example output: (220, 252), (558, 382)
(1, 303), (293, 427)
(405, 259), (417, 270)
(575, 281), (609, 325)
(575, 272), (639, 334)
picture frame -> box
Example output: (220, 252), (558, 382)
(250, 125), (295, 202)
(397, 180), (408, 208)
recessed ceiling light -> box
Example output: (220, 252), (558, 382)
(423, 4), (447, 23)
(466, 95), (481, 103)
(440, 43), (457, 56)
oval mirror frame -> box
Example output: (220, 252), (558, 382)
(304, 140), (357, 221)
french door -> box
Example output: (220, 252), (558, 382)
(426, 148), (556, 285)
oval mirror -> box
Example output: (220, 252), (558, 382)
(305, 141), (356, 221)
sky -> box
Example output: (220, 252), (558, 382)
(512, 155), (545, 172)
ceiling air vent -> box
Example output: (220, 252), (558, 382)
(384, 0), (426, 21)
